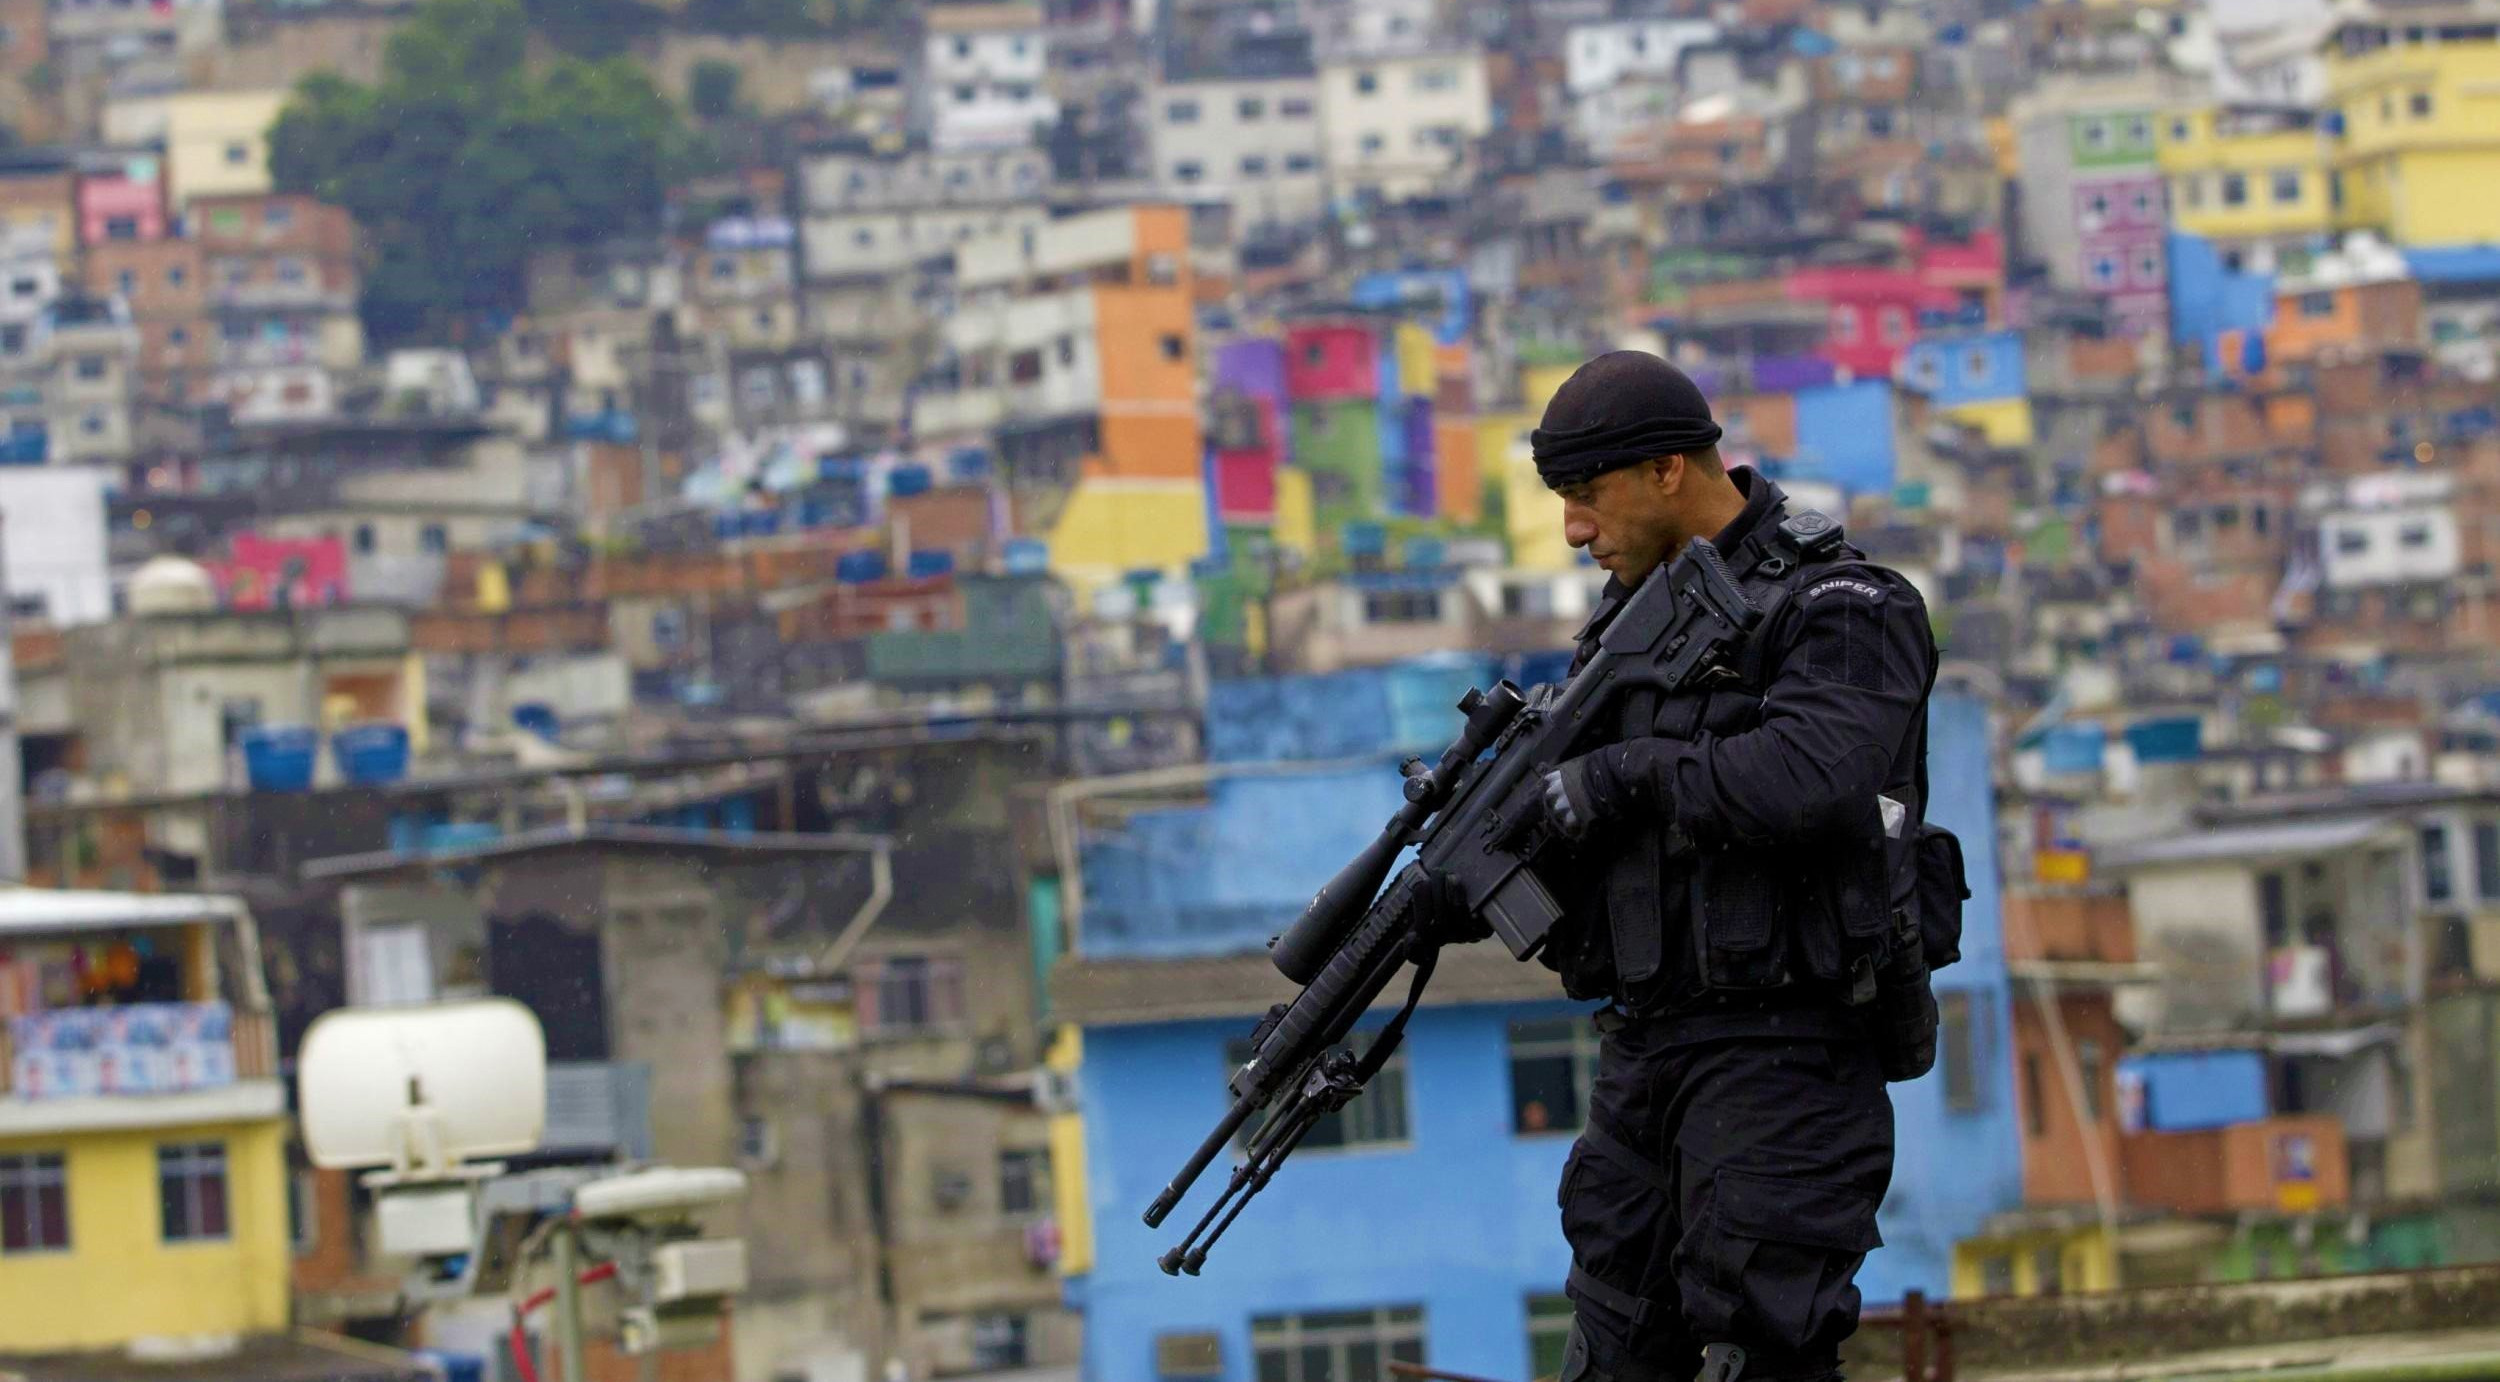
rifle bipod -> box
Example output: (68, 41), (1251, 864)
(1156, 1049), (1365, 1275)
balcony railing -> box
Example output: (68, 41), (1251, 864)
(2118, 1113), (2348, 1216)
(0, 1003), (275, 1099)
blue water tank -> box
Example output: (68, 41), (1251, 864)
(907, 549), (955, 578)
(889, 464), (934, 497)
(239, 727), (318, 792)
(331, 723), (411, 785)
(512, 703), (560, 743)
(1003, 538), (1049, 574)
(836, 550), (889, 583)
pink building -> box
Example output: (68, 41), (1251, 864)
(79, 168), (168, 247)
(1283, 323), (1378, 401)
(1785, 268), (1958, 378)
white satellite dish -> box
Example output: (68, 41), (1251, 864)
(299, 998), (548, 1179)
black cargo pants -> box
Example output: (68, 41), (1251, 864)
(1556, 1019), (1894, 1382)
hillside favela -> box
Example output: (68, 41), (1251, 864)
(2, 0), (2500, 1379)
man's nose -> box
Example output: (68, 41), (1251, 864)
(1562, 511), (1597, 548)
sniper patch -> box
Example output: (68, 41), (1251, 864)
(1804, 581), (1891, 691)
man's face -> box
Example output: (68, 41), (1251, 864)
(1555, 456), (1685, 582)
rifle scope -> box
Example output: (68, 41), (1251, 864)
(1268, 680), (1526, 984)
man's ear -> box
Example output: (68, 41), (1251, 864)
(1653, 452), (1688, 496)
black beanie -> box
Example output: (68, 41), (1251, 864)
(1530, 351), (1724, 489)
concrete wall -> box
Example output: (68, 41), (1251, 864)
(2125, 864), (2265, 1030)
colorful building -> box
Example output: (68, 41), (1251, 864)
(0, 890), (291, 1354)
(2324, 8), (2500, 247)
(913, 204), (1211, 596)
(1898, 328), (2034, 448)
(2156, 105), (2335, 275)
(2014, 81), (2177, 334)
(163, 91), (289, 212)
(1050, 683), (2020, 1382)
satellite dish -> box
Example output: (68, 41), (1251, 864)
(299, 999), (548, 1178)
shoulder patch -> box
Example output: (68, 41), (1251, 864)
(1806, 576), (1886, 601)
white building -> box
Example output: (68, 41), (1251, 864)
(1563, 17), (1720, 96)
(0, 467), (111, 625)
(2306, 473), (2461, 590)
(1317, 48), (1492, 203)
(1148, 74), (1327, 229)
(796, 143), (1054, 284)
(42, 298), (138, 465)
(924, 1), (1059, 152)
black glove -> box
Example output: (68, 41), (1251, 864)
(1492, 755), (1613, 849)
(1415, 866), (1490, 944)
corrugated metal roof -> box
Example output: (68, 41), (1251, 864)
(0, 887), (246, 935)
(2099, 814), (2396, 869)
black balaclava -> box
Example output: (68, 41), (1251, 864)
(1529, 350), (1725, 489)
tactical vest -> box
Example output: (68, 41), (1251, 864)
(1546, 505), (1951, 1053)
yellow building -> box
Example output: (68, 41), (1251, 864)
(2324, 8), (2500, 247)
(1952, 1215), (2121, 1298)
(0, 890), (291, 1354)
(2156, 104), (2335, 271)
(164, 90), (289, 211)
(1492, 362), (1582, 574)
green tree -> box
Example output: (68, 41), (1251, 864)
(688, 59), (741, 120)
(269, 0), (699, 344)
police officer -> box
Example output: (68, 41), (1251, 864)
(1492, 352), (1941, 1382)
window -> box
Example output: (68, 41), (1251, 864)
(6, 275), (33, 300)
(1362, 590), (1443, 623)
(1285, 153), (1318, 173)
(420, 523), (448, 555)
(74, 356), (106, 381)
(1879, 307), (1909, 344)
(159, 1142), (230, 1243)
(2086, 191), (2112, 221)
(1831, 306), (1860, 342)
(2476, 821), (2500, 902)
(1240, 155), (1269, 177)
(2134, 249), (2163, 287)
(1238, 96), (1266, 120)
(2125, 116), (2151, 146)
(2422, 824), (2455, 904)
(351, 523), (376, 555)
(2222, 172), (2249, 206)
(2035, 1245), (2066, 1296)
(223, 141), (249, 166)
(2182, 175), (2204, 209)
(1280, 96), (1315, 119)
(1413, 65), (1459, 92)
(168, 264), (187, 288)
(2410, 91), (2433, 118)
(1009, 348), (1044, 384)
(1055, 335), (1076, 367)
(1172, 160), (1203, 184)
(1159, 333), (1185, 362)
(2022, 1052), (2047, 1137)
(952, 36), (971, 57)
(1227, 1038), (1409, 1151)
(2273, 170), (2303, 204)
(265, 203), (294, 232)
(1166, 98), (1200, 124)
(288, 1168), (318, 1256)
(168, 325), (188, 346)
(1962, 347), (1992, 386)
(1508, 1018), (1598, 1134)
(2089, 254), (2121, 288)
(1252, 1306), (1425, 1382)
(868, 955), (965, 1034)
(1941, 990), (1984, 1113)
(1980, 1255), (2016, 1296)
(116, 269), (137, 297)
(1360, 133), (1385, 156)
(2400, 522), (2433, 549)
(1527, 1295), (1575, 1380)
(2081, 117), (2110, 149)
(2170, 116), (2192, 142)
(972, 1315), (1029, 1372)
(2130, 188), (2155, 221)
(1355, 70), (1379, 95)
(2076, 1039), (2106, 1122)
(277, 257), (307, 285)
(999, 1148), (1048, 1215)
(0, 1153), (68, 1253)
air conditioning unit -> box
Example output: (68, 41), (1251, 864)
(1156, 1332), (1224, 1379)
(654, 1239), (750, 1303)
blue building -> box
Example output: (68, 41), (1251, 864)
(1053, 668), (2020, 1382)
